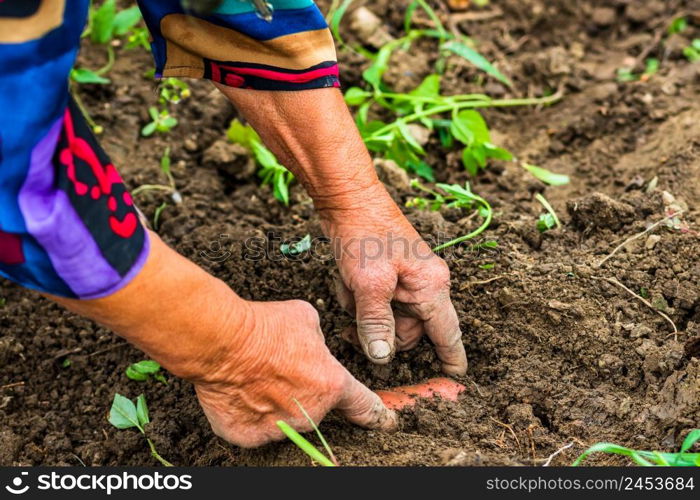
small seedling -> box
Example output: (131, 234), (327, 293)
(132, 147), (181, 220)
(125, 360), (167, 384)
(683, 39), (700, 63)
(668, 16), (688, 35)
(159, 78), (191, 105)
(276, 398), (337, 466)
(407, 180), (493, 251)
(142, 107), (178, 136)
(72, 1), (143, 84)
(281, 234), (312, 256)
(617, 58), (660, 83)
(227, 119), (294, 205)
(108, 393), (173, 466)
(573, 429), (700, 466)
(535, 193), (561, 232)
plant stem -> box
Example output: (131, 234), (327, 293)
(433, 196), (493, 251)
(535, 193), (561, 229)
(368, 91), (563, 139)
(131, 184), (173, 196)
(96, 45), (115, 76)
(146, 438), (173, 467)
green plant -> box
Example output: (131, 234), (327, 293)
(573, 430), (700, 466)
(535, 193), (561, 232)
(276, 398), (337, 466)
(108, 393), (173, 466)
(72, 1), (143, 85)
(683, 39), (700, 62)
(335, 1), (561, 180)
(142, 107), (178, 136)
(159, 78), (191, 105)
(281, 234), (312, 256)
(668, 16), (688, 35)
(407, 180), (492, 251)
(227, 119), (294, 205)
(617, 58), (660, 83)
(126, 360), (168, 384)
(132, 147), (180, 200)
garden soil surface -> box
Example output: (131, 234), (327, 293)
(1, 0), (699, 466)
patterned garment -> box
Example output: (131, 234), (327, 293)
(0, 0), (337, 299)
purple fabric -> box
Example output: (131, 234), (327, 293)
(18, 117), (149, 298)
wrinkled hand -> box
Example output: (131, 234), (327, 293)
(321, 187), (468, 376)
(193, 300), (397, 448)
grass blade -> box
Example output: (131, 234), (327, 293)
(293, 398), (338, 465)
(276, 420), (336, 467)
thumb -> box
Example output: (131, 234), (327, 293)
(335, 373), (398, 431)
(354, 291), (396, 364)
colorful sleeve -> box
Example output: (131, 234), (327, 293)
(0, 0), (149, 300)
(137, 0), (340, 90)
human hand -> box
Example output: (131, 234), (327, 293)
(193, 299), (398, 447)
(321, 185), (468, 376)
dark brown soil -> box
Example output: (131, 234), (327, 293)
(1, 0), (699, 466)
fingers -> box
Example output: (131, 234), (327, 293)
(394, 315), (424, 351)
(335, 373), (398, 431)
(422, 295), (468, 376)
(354, 291), (396, 364)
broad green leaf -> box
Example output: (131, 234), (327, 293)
(108, 393), (140, 430)
(344, 87), (371, 106)
(411, 161), (434, 181)
(455, 110), (490, 144)
(136, 394), (150, 428)
(92, 0), (117, 44)
(462, 149), (479, 176)
(141, 122), (157, 136)
(411, 74), (440, 97)
(148, 106), (159, 120)
(442, 40), (512, 87)
(131, 360), (161, 375)
(70, 68), (111, 84)
(227, 119), (260, 147)
(113, 6), (142, 36)
(161, 116), (178, 129)
(125, 366), (149, 381)
(484, 143), (513, 161)
(522, 163), (570, 186)
(450, 118), (474, 145)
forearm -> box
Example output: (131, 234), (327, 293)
(46, 231), (250, 381)
(216, 85), (404, 225)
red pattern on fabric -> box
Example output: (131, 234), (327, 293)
(58, 109), (138, 238)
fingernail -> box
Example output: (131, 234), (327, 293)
(368, 340), (391, 359)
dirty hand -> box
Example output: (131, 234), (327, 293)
(193, 299), (397, 447)
(321, 184), (468, 376)
(51, 233), (396, 448)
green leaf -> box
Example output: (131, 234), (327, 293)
(161, 116), (178, 129)
(136, 394), (150, 428)
(227, 119), (260, 148)
(141, 122), (156, 136)
(668, 17), (687, 35)
(411, 161), (434, 181)
(131, 360), (161, 375)
(397, 121), (425, 154)
(91, 0), (117, 44)
(276, 420), (336, 467)
(70, 68), (111, 84)
(522, 163), (570, 186)
(411, 74), (440, 97)
(113, 6), (142, 36)
(450, 118), (474, 145)
(455, 110), (490, 144)
(108, 393), (140, 430)
(125, 365), (149, 381)
(462, 149), (479, 176)
(442, 40), (512, 87)
(148, 106), (159, 120)
(484, 143), (513, 161)
(344, 87), (371, 106)
(281, 234), (312, 256)
(329, 0), (354, 45)
(680, 429), (700, 453)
